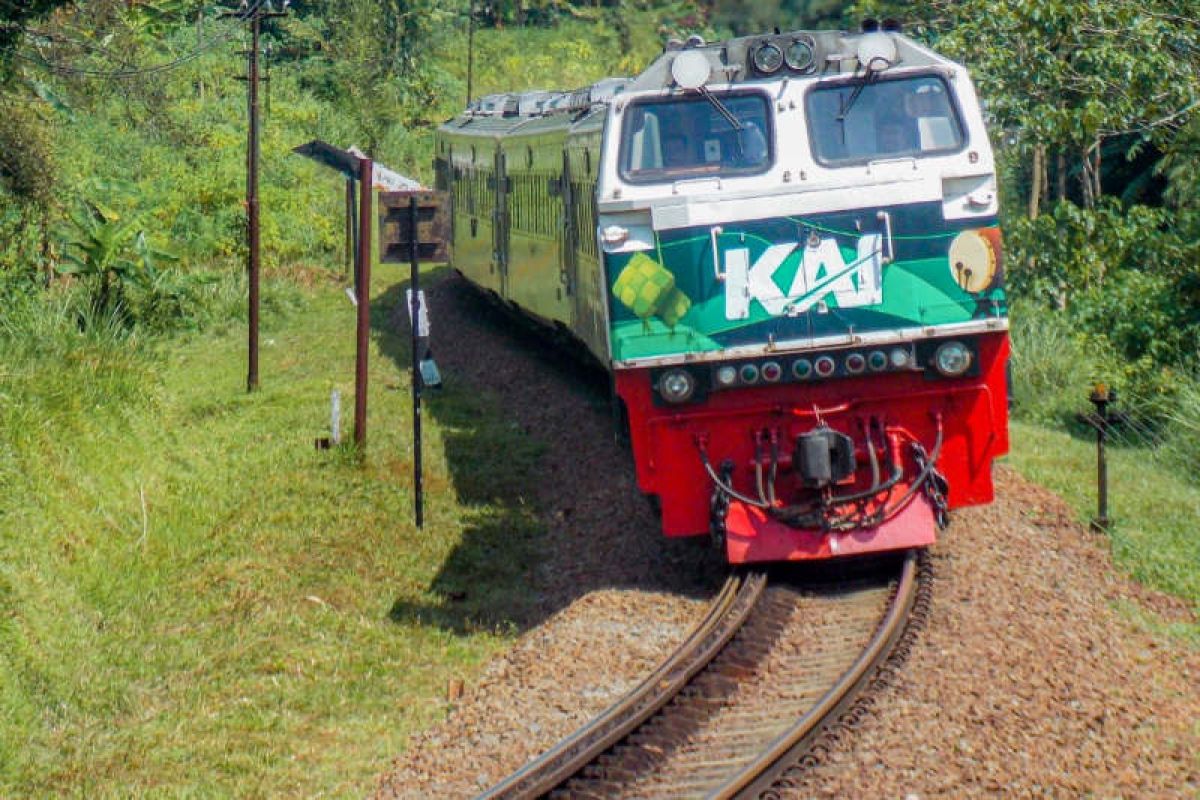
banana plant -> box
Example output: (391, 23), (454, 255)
(58, 202), (177, 319)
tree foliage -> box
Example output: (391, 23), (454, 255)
(0, 0), (73, 71)
(700, 0), (847, 36)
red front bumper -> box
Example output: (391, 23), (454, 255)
(614, 333), (1009, 564)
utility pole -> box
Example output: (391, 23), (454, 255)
(223, 0), (289, 392)
(466, 0), (475, 106)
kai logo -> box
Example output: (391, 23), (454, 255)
(724, 234), (883, 320)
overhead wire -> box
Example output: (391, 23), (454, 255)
(6, 0), (268, 80)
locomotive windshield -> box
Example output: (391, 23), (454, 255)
(620, 93), (772, 182)
(806, 75), (964, 165)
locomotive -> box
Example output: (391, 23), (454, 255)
(432, 25), (1010, 564)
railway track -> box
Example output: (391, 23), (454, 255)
(478, 549), (930, 799)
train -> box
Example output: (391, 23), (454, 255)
(431, 23), (1010, 564)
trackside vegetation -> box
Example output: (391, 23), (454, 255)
(0, 0), (1198, 795)
(2, 264), (547, 795)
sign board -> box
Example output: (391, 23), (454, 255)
(379, 190), (449, 264)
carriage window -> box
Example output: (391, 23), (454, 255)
(620, 93), (772, 182)
(806, 75), (964, 165)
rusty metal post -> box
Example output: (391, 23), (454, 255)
(1089, 385), (1112, 532)
(409, 195), (424, 528)
(353, 157), (373, 450)
(246, 11), (261, 392)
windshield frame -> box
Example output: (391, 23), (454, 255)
(803, 71), (968, 168)
(617, 89), (775, 185)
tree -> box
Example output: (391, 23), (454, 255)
(855, 0), (1200, 213)
(701, 0), (849, 36)
(0, 0), (74, 77)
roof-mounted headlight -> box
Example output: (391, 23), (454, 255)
(751, 42), (784, 74)
(856, 31), (897, 72)
(784, 39), (814, 72)
(671, 49), (711, 90)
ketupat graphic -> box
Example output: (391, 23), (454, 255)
(612, 252), (691, 328)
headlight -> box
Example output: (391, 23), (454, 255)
(659, 368), (696, 403)
(784, 40), (814, 72)
(933, 341), (972, 377)
(856, 31), (896, 71)
(751, 42), (784, 74)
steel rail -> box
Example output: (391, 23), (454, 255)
(476, 570), (768, 800)
(715, 549), (919, 799)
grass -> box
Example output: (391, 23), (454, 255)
(0, 263), (543, 796)
(1005, 420), (1200, 637)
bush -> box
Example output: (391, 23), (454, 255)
(1008, 299), (1112, 425)
(1005, 198), (1200, 372)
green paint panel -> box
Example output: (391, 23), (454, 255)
(605, 203), (1006, 362)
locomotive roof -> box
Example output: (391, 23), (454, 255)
(439, 27), (954, 139)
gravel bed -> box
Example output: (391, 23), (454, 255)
(783, 467), (1199, 798)
(375, 273), (1198, 798)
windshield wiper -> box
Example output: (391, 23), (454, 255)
(698, 86), (743, 131)
(836, 70), (879, 123)
(835, 70), (880, 145)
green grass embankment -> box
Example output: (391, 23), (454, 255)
(1006, 421), (1200, 641)
(0, 264), (540, 796)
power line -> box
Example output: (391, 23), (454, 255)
(6, 0), (267, 79)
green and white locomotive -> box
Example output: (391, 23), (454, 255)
(434, 24), (1010, 564)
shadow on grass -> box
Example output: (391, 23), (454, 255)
(370, 267), (723, 637)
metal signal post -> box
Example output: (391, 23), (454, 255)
(409, 196), (423, 528)
(223, 1), (289, 392)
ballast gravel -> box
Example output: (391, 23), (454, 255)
(782, 470), (1199, 799)
(374, 273), (1199, 799)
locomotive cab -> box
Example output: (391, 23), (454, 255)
(434, 27), (1010, 564)
(592, 30), (1009, 563)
